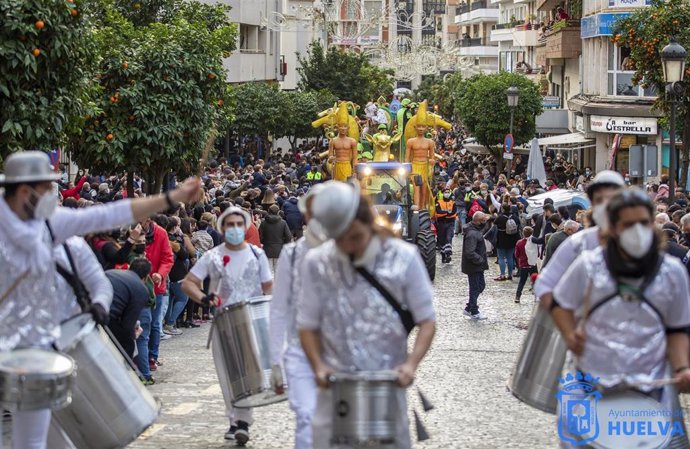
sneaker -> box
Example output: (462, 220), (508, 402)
(446, 255), (452, 263)
(234, 421), (250, 446)
(470, 312), (488, 320)
(160, 333), (172, 341)
(463, 309), (472, 317)
(163, 325), (183, 336)
(142, 376), (156, 386)
(515, 296), (521, 304)
(149, 360), (157, 372)
(494, 276), (506, 281)
(224, 425), (237, 441)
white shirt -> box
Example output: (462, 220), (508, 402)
(534, 226), (600, 299)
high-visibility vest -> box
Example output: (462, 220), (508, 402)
(436, 199), (457, 219)
(306, 171), (322, 181)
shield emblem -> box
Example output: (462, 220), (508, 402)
(557, 385), (602, 446)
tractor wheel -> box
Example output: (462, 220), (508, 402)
(416, 229), (436, 281)
(417, 209), (432, 231)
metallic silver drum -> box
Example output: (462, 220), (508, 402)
(329, 371), (400, 446)
(0, 348), (74, 412)
(212, 295), (287, 408)
(508, 304), (566, 414)
(52, 314), (160, 449)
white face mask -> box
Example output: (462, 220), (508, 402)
(591, 204), (608, 232)
(618, 223), (654, 259)
(29, 188), (59, 220)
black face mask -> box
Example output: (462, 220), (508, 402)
(133, 244), (146, 254)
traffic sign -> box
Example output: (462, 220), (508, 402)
(504, 134), (514, 153)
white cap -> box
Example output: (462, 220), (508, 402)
(216, 206), (251, 232)
(311, 181), (360, 239)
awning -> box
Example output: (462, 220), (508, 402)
(463, 143), (530, 155)
(537, 132), (593, 146)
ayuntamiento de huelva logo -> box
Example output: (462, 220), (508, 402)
(557, 371), (685, 447)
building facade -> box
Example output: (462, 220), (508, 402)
(454, 0), (500, 73)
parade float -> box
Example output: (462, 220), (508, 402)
(311, 96), (452, 281)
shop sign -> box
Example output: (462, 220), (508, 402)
(590, 115), (657, 135)
(608, 0), (651, 7)
(581, 12), (632, 38)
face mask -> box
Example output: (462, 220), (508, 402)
(480, 189), (487, 195)
(28, 188), (59, 220)
(224, 227), (245, 245)
(443, 193), (451, 199)
(591, 204), (609, 232)
(465, 187), (471, 192)
(133, 244), (146, 254)
(618, 223), (654, 259)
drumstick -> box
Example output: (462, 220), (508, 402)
(0, 270), (29, 306)
(627, 378), (680, 389)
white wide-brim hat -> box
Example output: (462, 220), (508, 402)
(217, 206), (251, 232)
(311, 181), (360, 239)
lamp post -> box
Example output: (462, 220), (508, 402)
(661, 37), (687, 197)
(506, 85), (520, 181)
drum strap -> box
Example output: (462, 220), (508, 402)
(355, 266), (415, 336)
(46, 221), (91, 311)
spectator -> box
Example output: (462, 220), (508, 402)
(543, 219), (579, 268)
(494, 204), (520, 281)
(259, 204), (293, 269)
(461, 212), (490, 320)
(514, 226), (539, 303)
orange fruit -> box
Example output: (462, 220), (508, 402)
(32, 48), (40, 57)
(217, 99), (224, 107)
(70, 8), (78, 16)
(122, 62), (129, 69)
(207, 73), (216, 79)
(106, 133), (114, 141)
(128, 115), (135, 121)
(35, 21), (45, 29)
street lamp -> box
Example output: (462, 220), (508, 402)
(506, 86), (520, 181)
(661, 37), (687, 196)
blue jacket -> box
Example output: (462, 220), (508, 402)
(282, 197), (303, 231)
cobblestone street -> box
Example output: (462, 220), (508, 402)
(130, 239), (559, 449)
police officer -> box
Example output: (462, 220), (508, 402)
(305, 166), (323, 184)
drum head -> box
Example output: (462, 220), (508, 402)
(233, 389), (287, 409)
(330, 370), (399, 383)
(0, 349), (73, 376)
(55, 314), (96, 352)
(589, 391), (673, 449)
(247, 295), (272, 304)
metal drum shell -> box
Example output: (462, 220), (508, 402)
(52, 314), (160, 449)
(330, 371), (400, 446)
(0, 348), (74, 412)
(508, 304), (567, 414)
(213, 295), (287, 408)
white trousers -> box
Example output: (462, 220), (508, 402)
(284, 346), (317, 449)
(312, 387), (410, 449)
(0, 409), (52, 449)
(211, 336), (253, 425)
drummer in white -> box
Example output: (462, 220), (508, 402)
(298, 182), (436, 449)
(0, 151), (202, 449)
(551, 190), (690, 448)
(182, 206), (273, 446)
(269, 184), (327, 449)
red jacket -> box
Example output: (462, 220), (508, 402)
(61, 176), (87, 200)
(245, 222), (262, 248)
(514, 238), (530, 269)
(145, 223), (174, 295)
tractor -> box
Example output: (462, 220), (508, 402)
(355, 161), (436, 281)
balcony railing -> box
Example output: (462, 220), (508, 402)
(457, 37), (486, 47)
(456, 4), (469, 15)
(424, 1), (446, 14)
(471, 0), (489, 10)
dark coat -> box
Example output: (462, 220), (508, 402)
(282, 197), (303, 231)
(494, 214), (520, 249)
(259, 215), (293, 259)
(461, 222), (489, 274)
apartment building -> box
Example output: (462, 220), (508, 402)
(568, 0), (659, 174)
(207, 0), (283, 83)
(454, 0), (500, 72)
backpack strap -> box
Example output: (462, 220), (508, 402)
(355, 266), (415, 335)
(248, 244), (260, 260)
(46, 221), (92, 312)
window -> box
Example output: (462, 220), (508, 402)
(240, 24), (259, 52)
(607, 43), (657, 97)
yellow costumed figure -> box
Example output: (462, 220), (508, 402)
(405, 101), (440, 213)
(326, 102), (358, 182)
(365, 124), (402, 162)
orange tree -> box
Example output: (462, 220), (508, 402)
(0, 0), (96, 163)
(68, 1), (236, 194)
(613, 0), (690, 187)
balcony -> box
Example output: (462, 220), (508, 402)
(490, 26), (513, 42)
(455, 2), (499, 25)
(456, 37), (499, 57)
(537, 20), (582, 61)
(512, 25), (539, 47)
(456, 4), (469, 15)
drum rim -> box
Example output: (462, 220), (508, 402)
(54, 313), (96, 352)
(216, 295), (272, 313)
(0, 348), (75, 376)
